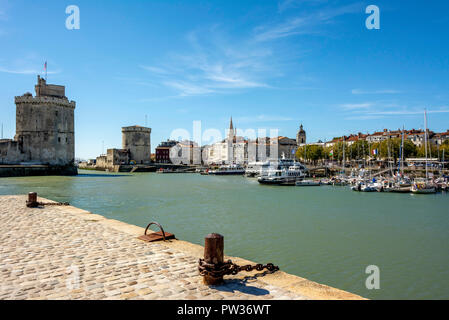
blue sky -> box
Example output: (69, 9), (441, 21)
(0, 0), (448, 159)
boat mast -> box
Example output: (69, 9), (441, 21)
(401, 126), (405, 177)
(387, 131), (393, 177)
(424, 110), (429, 181)
(342, 136), (346, 176)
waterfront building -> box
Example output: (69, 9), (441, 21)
(0, 76), (76, 172)
(202, 118), (247, 165)
(366, 129), (392, 143)
(155, 140), (178, 164)
(203, 119), (306, 165)
(433, 130), (449, 146)
(322, 129), (447, 149)
(172, 140), (200, 165)
(276, 136), (298, 160)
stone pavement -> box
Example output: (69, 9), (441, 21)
(0, 195), (364, 300)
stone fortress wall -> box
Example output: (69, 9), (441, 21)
(0, 76), (76, 167)
(122, 126), (151, 164)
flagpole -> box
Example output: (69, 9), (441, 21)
(44, 61), (48, 81)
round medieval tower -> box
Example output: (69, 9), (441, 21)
(14, 76), (76, 166)
(122, 126), (152, 164)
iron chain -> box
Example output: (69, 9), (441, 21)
(37, 202), (70, 206)
(198, 259), (279, 278)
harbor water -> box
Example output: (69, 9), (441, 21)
(1, 170), (448, 300)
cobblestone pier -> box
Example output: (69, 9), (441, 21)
(0, 195), (364, 300)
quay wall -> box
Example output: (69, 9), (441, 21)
(0, 165), (77, 177)
(0, 194), (365, 300)
(78, 163), (195, 173)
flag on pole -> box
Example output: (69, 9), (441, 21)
(329, 150), (334, 156)
(372, 149), (378, 156)
(44, 61), (47, 80)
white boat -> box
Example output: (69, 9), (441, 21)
(296, 180), (321, 186)
(351, 183), (376, 192)
(361, 184), (378, 192)
(383, 176), (412, 193)
(351, 179), (379, 192)
(332, 176), (350, 186)
(245, 161), (270, 177)
(209, 164), (245, 175)
(258, 161), (307, 185)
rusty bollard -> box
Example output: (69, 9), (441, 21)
(26, 192), (38, 208)
(203, 233), (224, 285)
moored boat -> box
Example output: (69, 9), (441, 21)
(386, 185), (411, 193)
(411, 180), (437, 194)
(258, 161), (307, 185)
(209, 164), (245, 175)
(296, 179), (321, 186)
(245, 161), (270, 177)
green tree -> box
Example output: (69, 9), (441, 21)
(441, 140), (449, 160)
(348, 140), (370, 160)
(296, 145), (324, 164)
(403, 140), (418, 158)
(416, 144), (438, 158)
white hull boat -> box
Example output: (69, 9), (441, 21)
(296, 180), (321, 186)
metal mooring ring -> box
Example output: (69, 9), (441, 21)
(144, 222), (167, 241)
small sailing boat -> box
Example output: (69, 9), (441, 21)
(411, 110), (436, 194)
(387, 127), (412, 193)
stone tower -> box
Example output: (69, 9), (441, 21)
(296, 124), (306, 145)
(227, 117), (236, 164)
(228, 117), (236, 141)
(13, 76), (76, 165)
(122, 126), (151, 164)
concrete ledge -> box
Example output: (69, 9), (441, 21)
(55, 196), (366, 300)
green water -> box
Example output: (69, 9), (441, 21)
(1, 170), (448, 300)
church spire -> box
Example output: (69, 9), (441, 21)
(230, 117), (234, 131)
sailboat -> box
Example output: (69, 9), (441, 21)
(411, 110), (437, 194)
(334, 137), (349, 186)
(387, 127), (412, 193)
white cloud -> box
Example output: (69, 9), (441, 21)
(139, 65), (170, 75)
(367, 108), (449, 116)
(340, 103), (374, 110)
(163, 81), (216, 97)
(351, 89), (402, 95)
(256, 3), (361, 42)
(277, 0), (329, 14)
(341, 101), (449, 120)
(139, 28), (275, 97)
